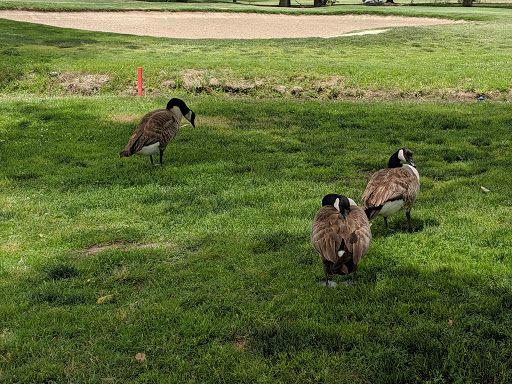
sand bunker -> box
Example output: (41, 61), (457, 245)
(0, 10), (464, 39)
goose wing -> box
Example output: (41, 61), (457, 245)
(343, 205), (372, 266)
(361, 168), (413, 212)
(122, 109), (176, 155)
(311, 206), (345, 264)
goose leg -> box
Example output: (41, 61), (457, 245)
(159, 149), (164, 166)
(383, 216), (396, 232)
(340, 265), (358, 286)
(150, 154), (161, 167)
(406, 211), (413, 233)
(322, 260), (332, 286)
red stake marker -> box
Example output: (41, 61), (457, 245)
(137, 67), (143, 96)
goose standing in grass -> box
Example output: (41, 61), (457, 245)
(120, 98), (195, 166)
(361, 148), (420, 233)
(311, 194), (372, 286)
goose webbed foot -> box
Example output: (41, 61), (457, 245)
(149, 155), (162, 167)
(340, 268), (358, 286)
(320, 279), (338, 287)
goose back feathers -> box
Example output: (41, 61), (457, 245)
(311, 194), (372, 284)
(120, 109), (179, 158)
(361, 148), (420, 232)
(361, 167), (419, 220)
(120, 98), (195, 165)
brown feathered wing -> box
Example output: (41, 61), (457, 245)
(361, 168), (418, 220)
(310, 206), (344, 265)
(120, 109), (180, 157)
(311, 205), (371, 273)
(342, 205), (372, 266)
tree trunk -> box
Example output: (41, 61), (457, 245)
(279, 0), (291, 6)
(462, 0), (473, 6)
(314, 0), (323, 6)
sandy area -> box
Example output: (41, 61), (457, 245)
(0, 10), (463, 39)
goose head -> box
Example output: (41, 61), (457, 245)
(166, 98), (196, 128)
(321, 193), (351, 218)
(389, 148), (416, 168)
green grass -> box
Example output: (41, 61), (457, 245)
(1, 96), (512, 383)
(1, 2), (512, 382)
(1, 13), (512, 101)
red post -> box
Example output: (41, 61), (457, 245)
(137, 67), (143, 96)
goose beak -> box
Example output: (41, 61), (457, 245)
(342, 207), (350, 218)
(408, 159), (416, 168)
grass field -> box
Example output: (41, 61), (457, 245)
(1, 95), (511, 383)
(1, 9), (512, 101)
(1, 1), (512, 383)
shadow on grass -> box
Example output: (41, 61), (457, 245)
(0, 19), (99, 48)
(252, 230), (304, 254)
(369, 216), (439, 237)
(248, 260), (512, 383)
(248, 323), (354, 358)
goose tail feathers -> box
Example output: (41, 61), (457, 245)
(364, 206), (382, 220)
(120, 150), (131, 158)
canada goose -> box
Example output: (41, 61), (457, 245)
(120, 98), (195, 166)
(361, 148), (420, 233)
(311, 194), (372, 286)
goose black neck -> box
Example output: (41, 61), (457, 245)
(388, 151), (402, 168)
(166, 98), (189, 114)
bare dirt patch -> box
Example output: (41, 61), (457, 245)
(56, 72), (110, 95)
(110, 114), (140, 123)
(0, 10), (465, 39)
(181, 69), (207, 90)
(85, 241), (178, 256)
(234, 335), (248, 351)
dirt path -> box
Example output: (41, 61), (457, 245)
(0, 10), (464, 39)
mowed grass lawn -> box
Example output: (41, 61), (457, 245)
(1, 96), (512, 383)
(1, 2), (512, 383)
(1, 6), (512, 101)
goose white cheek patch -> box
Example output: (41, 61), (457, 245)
(398, 149), (406, 162)
(333, 198), (340, 212)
